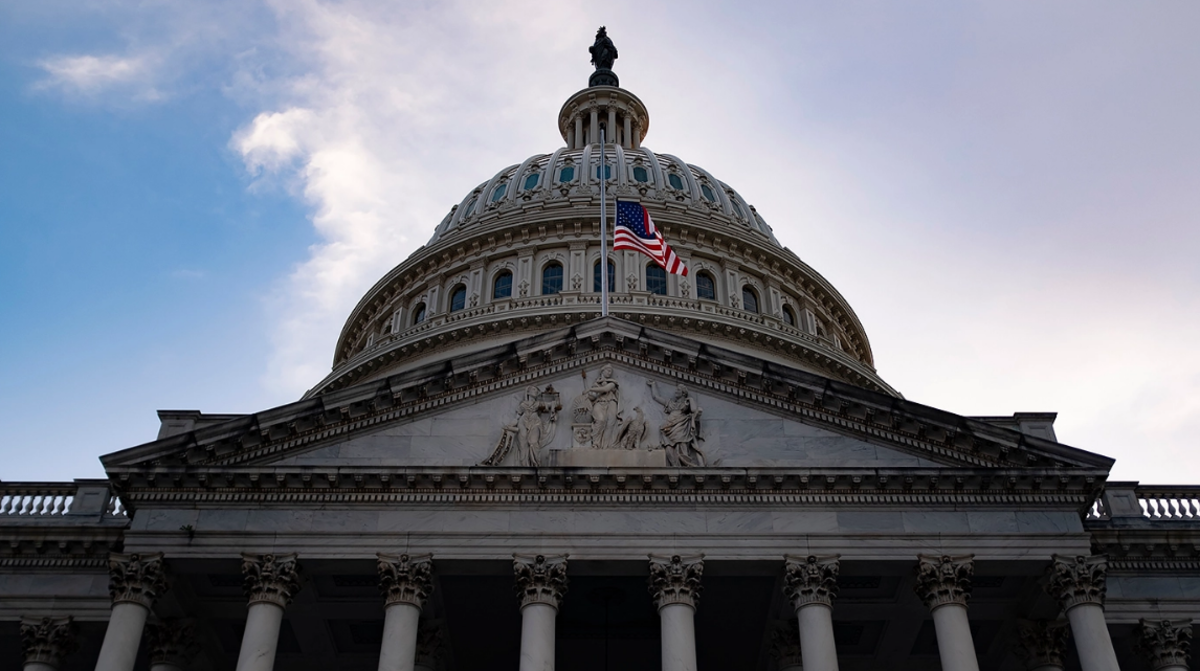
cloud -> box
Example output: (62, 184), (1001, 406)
(36, 53), (163, 100)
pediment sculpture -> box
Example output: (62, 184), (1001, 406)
(480, 385), (561, 467)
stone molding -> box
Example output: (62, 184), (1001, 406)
(783, 554), (840, 609)
(20, 616), (78, 666)
(241, 552), (302, 608)
(145, 618), (197, 667)
(108, 551), (168, 608)
(1044, 554), (1107, 611)
(1014, 619), (1070, 670)
(513, 554), (568, 609)
(769, 619), (802, 669)
(648, 554), (704, 610)
(377, 553), (434, 608)
(914, 554), (974, 610)
(1136, 619), (1192, 670)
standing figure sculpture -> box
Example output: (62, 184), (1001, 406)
(648, 381), (706, 467)
(587, 364), (621, 449)
(481, 385), (560, 467)
(589, 26), (618, 70)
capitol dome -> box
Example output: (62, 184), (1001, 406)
(307, 76), (896, 398)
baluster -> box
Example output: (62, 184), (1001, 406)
(1171, 497), (1182, 519)
(50, 495), (62, 515)
(38, 493), (51, 515)
(1189, 498), (1199, 519)
(1146, 497), (1159, 518)
(105, 495), (116, 516)
(0, 494), (10, 514)
(18, 494), (32, 515)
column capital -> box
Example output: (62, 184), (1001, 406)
(648, 554), (704, 610)
(241, 552), (302, 608)
(1136, 619), (1193, 671)
(1015, 619), (1070, 670)
(914, 554), (974, 610)
(769, 620), (802, 670)
(108, 551), (169, 608)
(377, 553), (434, 608)
(1044, 554), (1107, 611)
(513, 554), (569, 609)
(145, 618), (198, 668)
(20, 616), (78, 667)
(783, 555), (840, 609)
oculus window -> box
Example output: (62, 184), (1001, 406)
(542, 263), (564, 295)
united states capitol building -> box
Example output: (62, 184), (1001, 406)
(3, 30), (1198, 671)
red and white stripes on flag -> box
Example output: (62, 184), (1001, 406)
(613, 200), (689, 276)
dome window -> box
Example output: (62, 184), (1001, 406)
(668, 173), (684, 190)
(449, 285), (467, 312)
(595, 164), (612, 180)
(782, 305), (796, 327)
(632, 166), (650, 183)
(559, 166), (575, 183)
(696, 272), (716, 301)
(700, 184), (716, 202)
(742, 286), (759, 313)
(412, 303), (427, 325)
(646, 263), (667, 296)
(731, 200), (745, 219)
(593, 260), (615, 293)
(490, 183), (508, 202)
(523, 173), (540, 190)
(463, 198), (477, 217)
(493, 271), (513, 299)
(542, 263), (564, 295)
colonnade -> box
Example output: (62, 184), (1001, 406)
(13, 552), (1194, 670)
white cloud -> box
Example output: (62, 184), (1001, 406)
(36, 53), (162, 100)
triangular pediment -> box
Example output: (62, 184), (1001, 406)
(101, 318), (1114, 476)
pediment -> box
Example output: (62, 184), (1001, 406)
(101, 318), (1114, 476)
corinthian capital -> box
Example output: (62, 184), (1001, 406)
(241, 553), (302, 608)
(783, 555), (840, 609)
(513, 554), (569, 609)
(20, 616), (78, 666)
(648, 554), (704, 610)
(1015, 619), (1070, 670)
(377, 553), (434, 608)
(914, 554), (974, 610)
(145, 618), (197, 668)
(1044, 554), (1107, 611)
(108, 552), (169, 608)
(1137, 619), (1193, 671)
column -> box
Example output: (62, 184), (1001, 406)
(1043, 554), (1119, 671)
(96, 552), (169, 671)
(514, 554), (568, 671)
(19, 617), (77, 671)
(236, 553), (302, 671)
(914, 555), (980, 671)
(607, 107), (617, 145)
(574, 116), (583, 149)
(589, 108), (599, 145)
(414, 621), (446, 671)
(1015, 620), (1069, 671)
(769, 621), (803, 671)
(648, 554), (704, 671)
(1136, 619), (1193, 671)
(783, 555), (841, 671)
(145, 619), (197, 671)
(622, 114), (632, 149)
(376, 553), (434, 671)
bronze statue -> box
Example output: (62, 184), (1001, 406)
(589, 26), (618, 71)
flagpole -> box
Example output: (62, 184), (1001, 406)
(599, 126), (609, 317)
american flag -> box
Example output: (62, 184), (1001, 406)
(613, 200), (688, 276)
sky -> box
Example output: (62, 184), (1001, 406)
(1, 1), (1198, 483)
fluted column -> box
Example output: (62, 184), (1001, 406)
(1044, 554), (1119, 671)
(96, 552), (169, 671)
(770, 621), (803, 671)
(376, 553), (434, 671)
(145, 619), (197, 671)
(19, 617), (77, 671)
(1015, 619), (1070, 671)
(649, 554), (704, 671)
(236, 553), (302, 671)
(514, 554), (568, 671)
(1137, 619), (1192, 671)
(914, 555), (979, 671)
(589, 109), (599, 145)
(783, 555), (841, 671)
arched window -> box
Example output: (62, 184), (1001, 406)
(523, 172), (540, 190)
(412, 303), (427, 325)
(696, 272), (716, 301)
(593, 260), (615, 293)
(646, 263), (667, 295)
(542, 263), (563, 295)
(782, 305), (796, 327)
(493, 271), (513, 299)
(449, 285), (467, 312)
(490, 183), (507, 202)
(742, 286), (759, 313)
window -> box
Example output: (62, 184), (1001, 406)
(700, 184), (716, 202)
(542, 263), (563, 295)
(632, 166), (649, 183)
(559, 166), (575, 183)
(523, 173), (540, 190)
(463, 198), (477, 216)
(595, 164), (612, 180)
(490, 183), (507, 202)
(412, 303), (427, 325)
(782, 305), (796, 326)
(668, 173), (684, 190)
(593, 260), (615, 293)
(731, 200), (744, 219)
(493, 271), (513, 299)
(449, 285), (467, 312)
(646, 264), (667, 295)
(696, 272), (716, 300)
(742, 286), (759, 313)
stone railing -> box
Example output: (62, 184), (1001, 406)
(0, 480), (126, 520)
(1087, 483), (1200, 521)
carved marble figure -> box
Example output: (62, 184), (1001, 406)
(648, 381), (706, 467)
(481, 385), (560, 466)
(587, 365), (621, 449)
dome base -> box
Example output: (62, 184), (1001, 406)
(589, 69), (619, 87)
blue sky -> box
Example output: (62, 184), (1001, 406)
(2, 1), (1198, 482)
